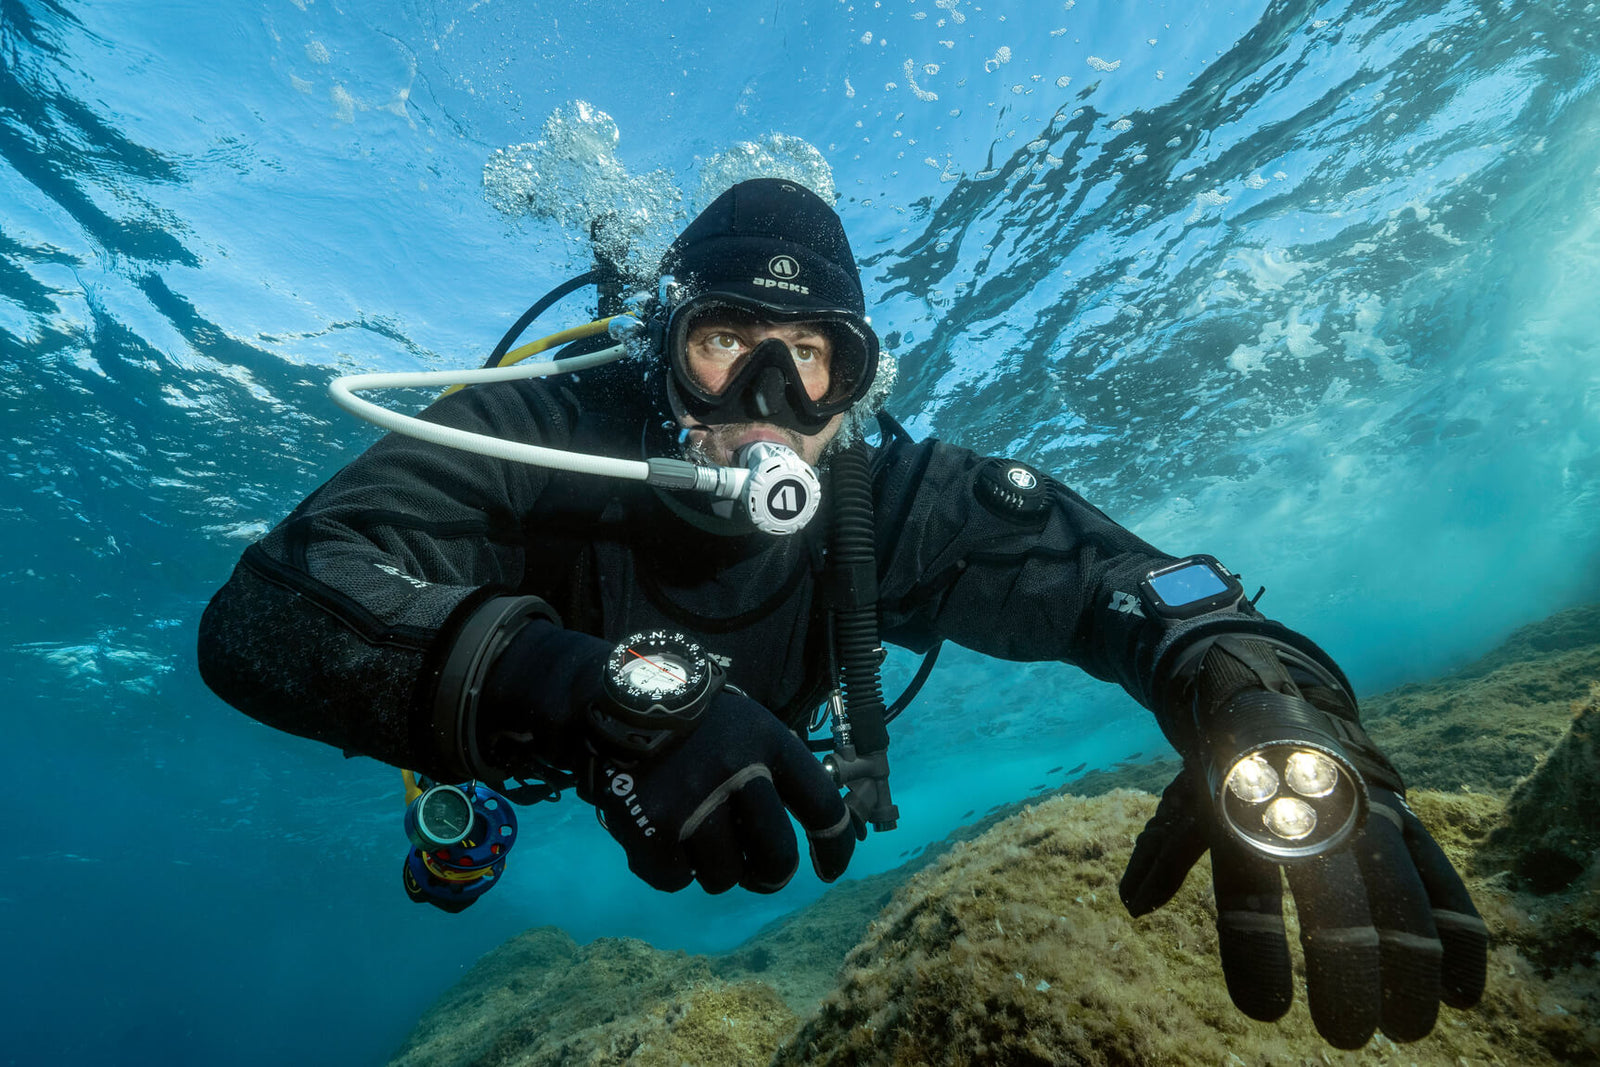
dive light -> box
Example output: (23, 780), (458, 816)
(1141, 558), (1369, 863)
(1199, 688), (1367, 862)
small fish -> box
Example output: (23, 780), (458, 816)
(1127, 751), (1143, 760)
(962, 809), (976, 818)
(1047, 765), (1064, 774)
(987, 803), (1006, 813)
(1032, 783), (1048, 791)
(899, 849), (911, 858)
(1067, 762), (1087, 775)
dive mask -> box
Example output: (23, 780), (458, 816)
(666, 292), (879, 435)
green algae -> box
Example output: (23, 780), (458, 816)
(1359, 605), (1600, 794)
(389, 930), (718, 1067)
(387, 606), (1600, 1066)
(777, 788), (1597, 1066)
(1479, 683), (1600, 893)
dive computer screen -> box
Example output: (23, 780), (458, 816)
(1139, 556), (1243, 619)
(1149, 562), (1229, 606)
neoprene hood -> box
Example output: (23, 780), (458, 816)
(661, 179), (869, 319)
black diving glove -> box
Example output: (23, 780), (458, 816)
(582, 686), (857, 894)
(478, 617), (855, 895)
(1120, 769), (1487, 1047)
(1119, 636), (1488, 1048)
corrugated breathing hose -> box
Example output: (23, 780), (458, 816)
(824, 441), (899, 831)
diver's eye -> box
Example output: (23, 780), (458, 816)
(792, 345), (819, 363)
(708, 331), (743, 353)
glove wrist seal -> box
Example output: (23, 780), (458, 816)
(431, 594), (562, 780)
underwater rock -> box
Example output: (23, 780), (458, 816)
(389, 928), (725, 1066)
(1470, 681), (1600, 1001)
(1360, 604), (1600, 793)
(1480, 682), (1600, 893)
(388, 876), (903, 1067)
(391, 788), (1598, 1066)
(775, 789), (1596, 1065)
(710, 869), (901, 1016)
(1449, 602), (1600, 676)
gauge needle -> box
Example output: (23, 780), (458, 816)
(625, 647), (687, 684)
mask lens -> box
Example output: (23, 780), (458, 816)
(677, 316), (746, 397)
(668, 298), (875, 418)
(816, 321), (870, 406)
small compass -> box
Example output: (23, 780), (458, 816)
(615, 644), (696, 701)
(594, 631), (726, 758)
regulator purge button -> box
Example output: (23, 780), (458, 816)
(740, 442), (822, 535)
(975, 459), (1051, 521)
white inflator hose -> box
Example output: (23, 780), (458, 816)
(328, 345), (657, 481)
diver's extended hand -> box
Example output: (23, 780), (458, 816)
(1118, 767), (1488, 1049)
(582, 688), (856, 894)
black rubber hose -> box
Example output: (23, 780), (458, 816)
(829, 443), (890, 754)
(484, 269), (600, 369)
(884, 639), (941, 724)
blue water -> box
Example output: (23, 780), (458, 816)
(5, 0), (1598, 1063)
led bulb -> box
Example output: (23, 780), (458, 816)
(1225, 754), (1280, 803)
(1284, 749), (1339, 798)
(1263, 796), (1318, 840)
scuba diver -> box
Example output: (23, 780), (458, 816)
(197, 178), (1487, 1049)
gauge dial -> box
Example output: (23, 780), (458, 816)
(616, 648), (693, 701)
(406, 783), (475, 849)
(597, 631), (726, 756)
(421, 787), (472, 840)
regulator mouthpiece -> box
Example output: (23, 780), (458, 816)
(738, 441), (821, 535)
(643, 442), (821, 535)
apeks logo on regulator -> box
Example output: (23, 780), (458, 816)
(753, 254), (809, 295)
(604, 767), (656, 837)
(766, 478), (809, 521)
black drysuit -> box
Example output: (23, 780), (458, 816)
(197, 363), (1306, 782)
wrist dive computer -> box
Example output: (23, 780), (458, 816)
(1138, 555), (1246, 619)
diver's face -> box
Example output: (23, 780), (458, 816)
(673, 315), (845, 467)
(682, 317), (835, 401)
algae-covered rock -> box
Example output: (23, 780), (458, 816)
(711, 868), (900, 1016)
(1360, 605), (1600, 793)
(1448, 603), (1600, 678)
(390, 788), (1599, 1067)
(775, 789), (1595, 1066)
(1480, 682), (1600, 894)
(390, 604), (1600, 1065)
(389, 928), (720, 1067)
(615, 982), (798, 1067)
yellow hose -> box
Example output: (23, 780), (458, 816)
(442, 317), (617, 397)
